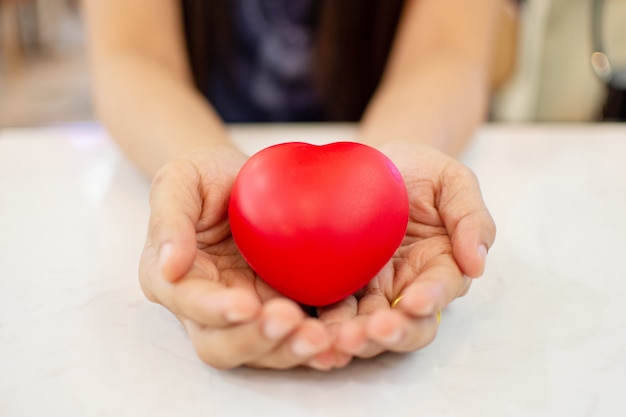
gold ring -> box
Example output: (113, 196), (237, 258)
(390, 295), (403, 308)
(391, 296), (441, 324)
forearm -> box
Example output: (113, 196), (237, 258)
(83, 0), (233, 177)
(359, 0), (500, 155)
(360, 52), (489, 155)
(89, 51), (231, 177)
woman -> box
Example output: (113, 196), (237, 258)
(83, 0), (503, 370)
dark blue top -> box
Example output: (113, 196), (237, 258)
(205, 0), (524, 123)
(207, 0), (327, 123)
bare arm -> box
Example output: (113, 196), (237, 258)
(359, 0), (508, 155)
(87, 0), (502, 370)
(82, 0), (232, 177)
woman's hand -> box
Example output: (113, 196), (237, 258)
(139, 145), (334, 370)
(321, 140), (496, 363)
(139, 141), (495, 371)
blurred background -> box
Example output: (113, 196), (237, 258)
(1, 0), (91, 126)
(0, 0), (623, 127)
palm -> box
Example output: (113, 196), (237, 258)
(363, 214), (453, 307)
(142, 148), (344, 370)
(193, 226), (282, 302)
(379, 171), (455, 297)
(142, 142), (493, 369)
(189, 146), (287, 304)
(192, 170), (453, 317)
(326, 172), (457, 318)
(313, 142), (488, 361)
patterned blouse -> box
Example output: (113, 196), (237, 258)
(206, 0), (326, 123)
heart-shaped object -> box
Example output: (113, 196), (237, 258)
(228, 142), (409, 306)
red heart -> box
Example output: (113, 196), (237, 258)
(228, 142), (409, 306)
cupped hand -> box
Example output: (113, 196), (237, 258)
(322, 140), (496, 364)
(139, 140), (495, 371)
(139, 145), (333, 370)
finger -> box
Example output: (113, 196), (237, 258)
(188, 298), (305, 370)
(366, 309), (438, 353)
(355, 287), (392, 315)
(315, 295), (362, 362)
(316, 295), (358, 324)
(148, 160), (203, 282)
(459, 277), (472, 297)
(306, 347), (353, 371)
(247, 318), (332, 370)
(140, 214), (264, 327)
(330, 286), (391, 355)
(306, 312), (355, 370)
(393, 254), (468, 317)
(153, 270), (262, 326)
(348, 316), (387, 359)
(326, 350), (353, 369)
(334, 318), (368, 355)
(330, 288), (390, 357)
(438, 166), (497, 278)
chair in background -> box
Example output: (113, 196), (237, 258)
(492, 0), (611, 122)
(0, 0), (76, 76)
(591, 0), (626, 121)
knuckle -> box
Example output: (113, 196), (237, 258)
(149, 159), (198, 206)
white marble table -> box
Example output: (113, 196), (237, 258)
(1, 123), (625, 417)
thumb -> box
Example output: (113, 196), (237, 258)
(439, 166), (496, 278)
(147, 160), (202, 282)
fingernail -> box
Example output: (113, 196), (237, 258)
(159, 242), (173, 270)
(225, 308), (254, 323)
(418, 300), (438, 316)
(382, 329), (403, 345)
(308, 358), (331, 371)
(478, 244), (488, 262)
(292, 338), (318, 357)
(263, 319), (292, 340)
(351, 340), (367, 355)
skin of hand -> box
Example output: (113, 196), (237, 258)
(87, 0), (501, 371)
(316, 140), (496, 366)
(138, 140), (496, 370)
(139, 144), (336, 370)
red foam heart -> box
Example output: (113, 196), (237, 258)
(228, 142), (409, 306)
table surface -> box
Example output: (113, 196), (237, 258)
(1, 123), (625, 417)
